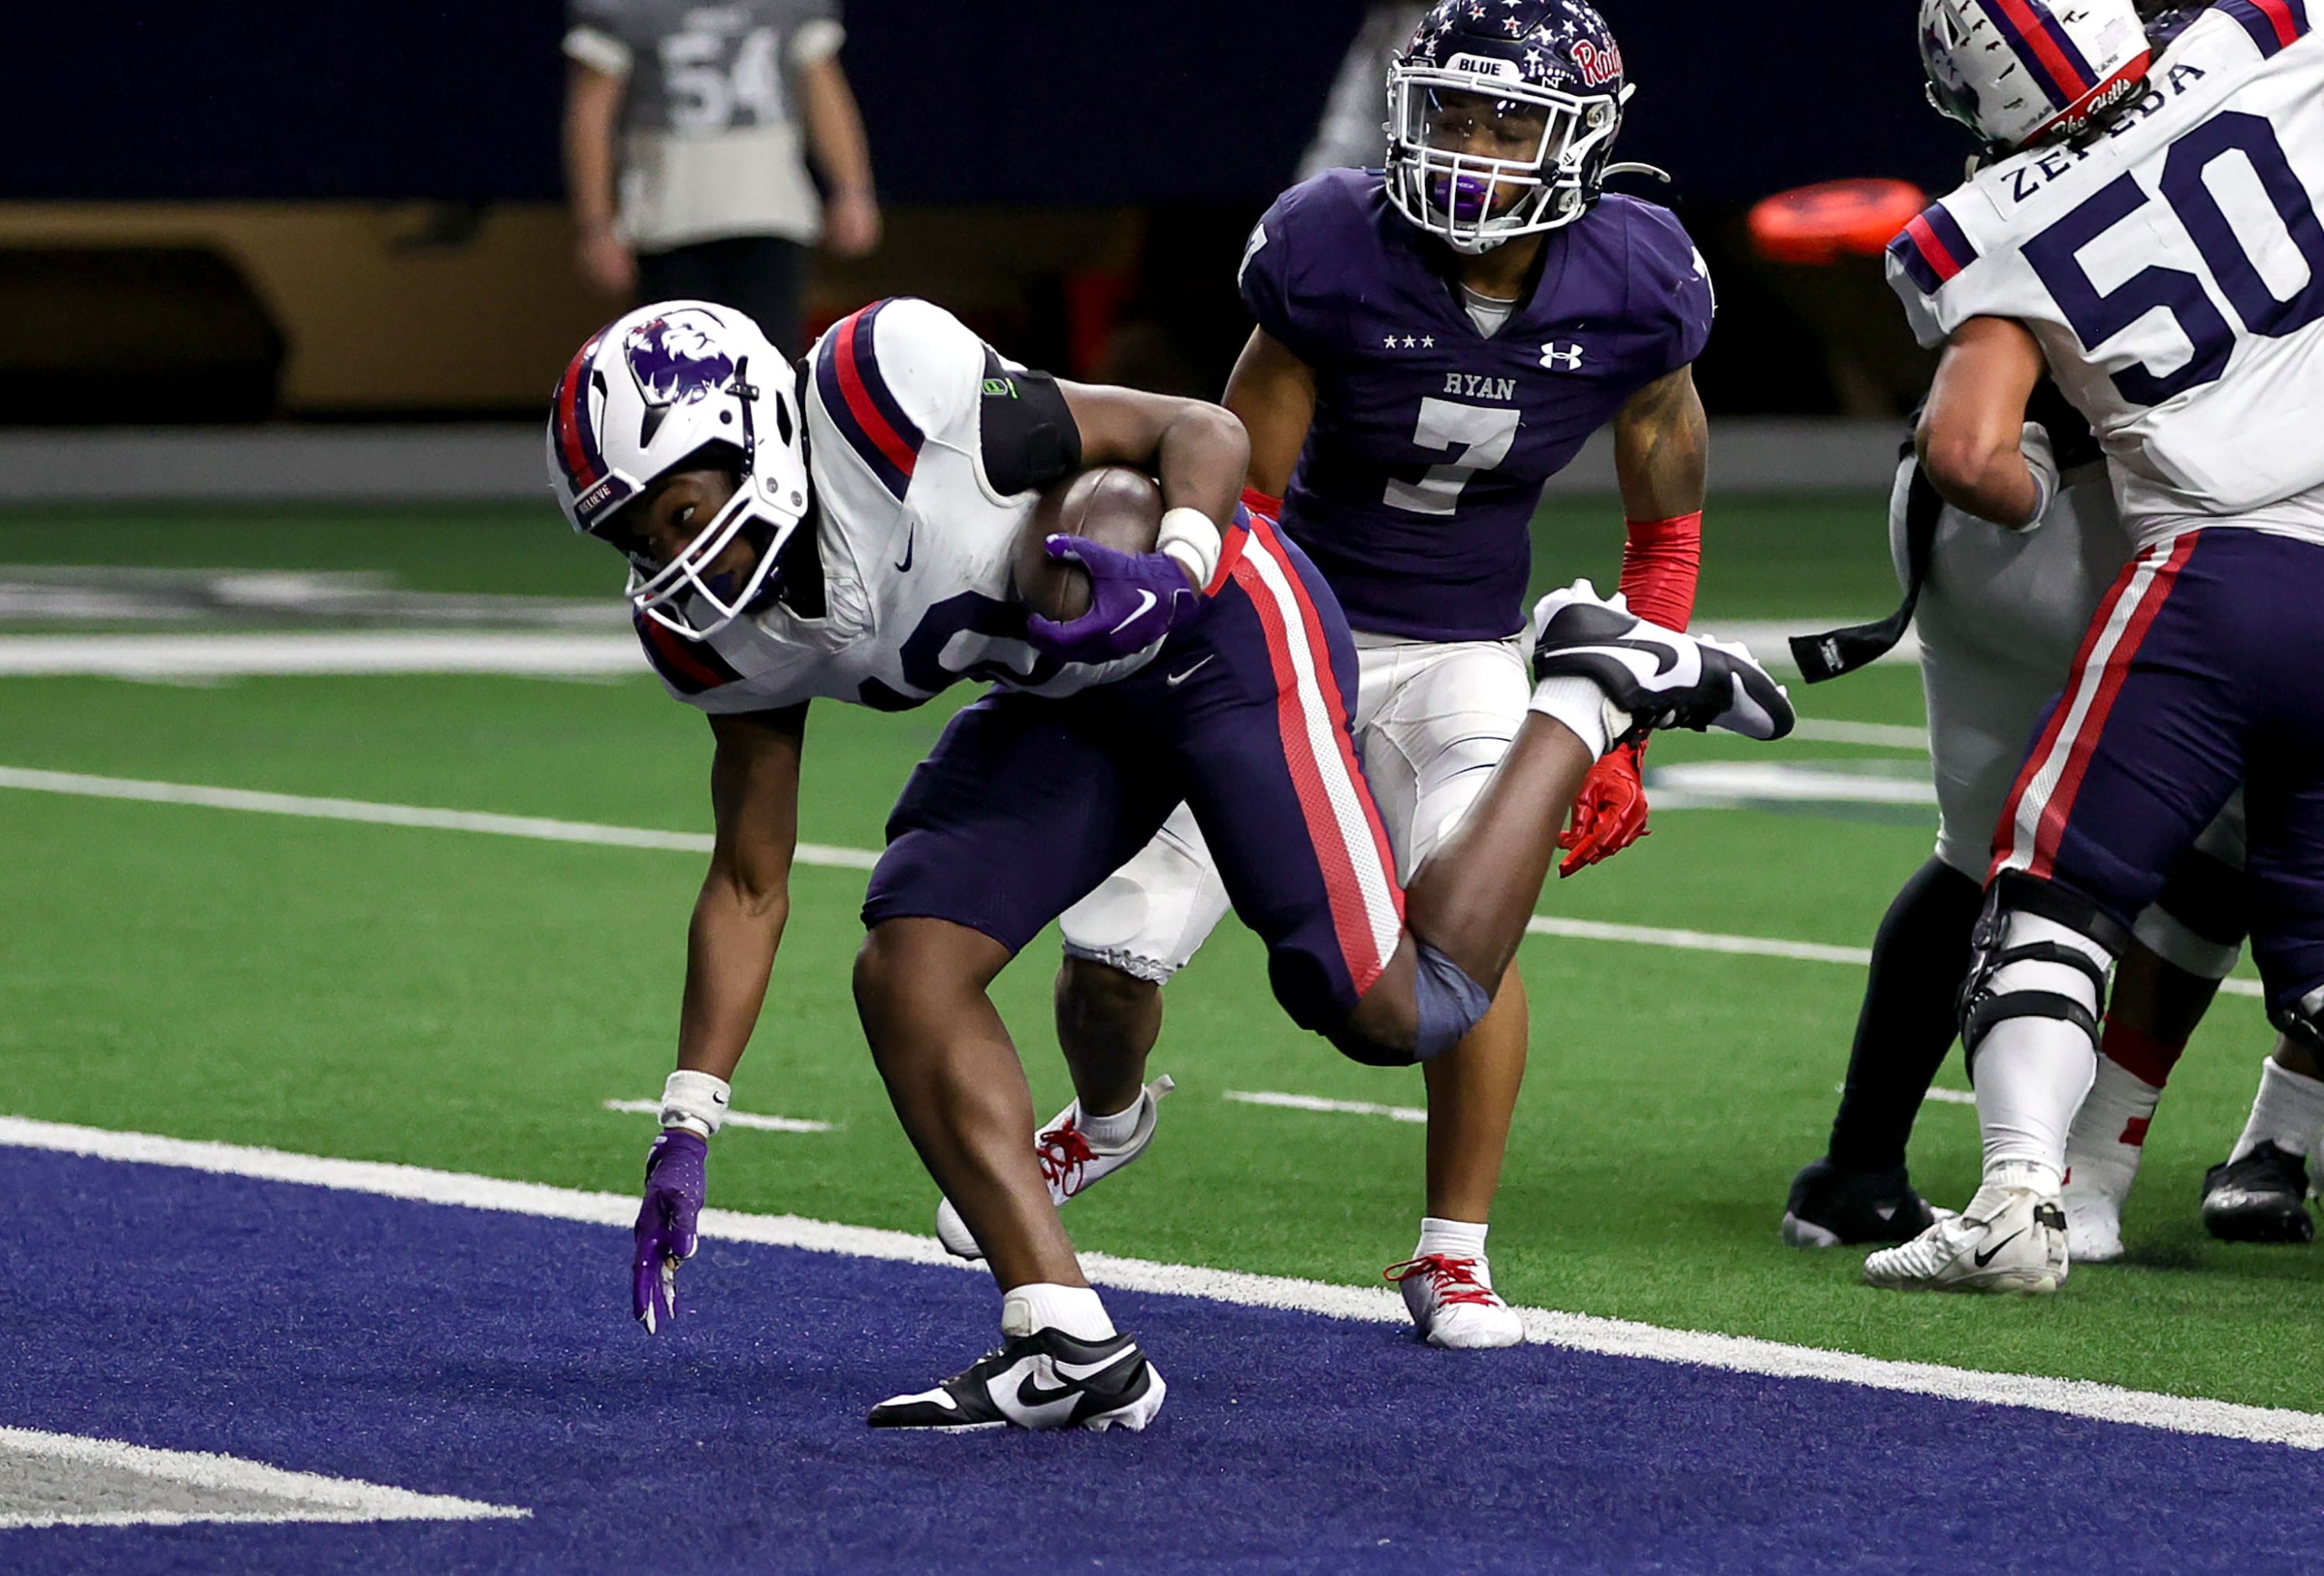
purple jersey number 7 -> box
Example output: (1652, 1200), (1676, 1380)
(2024, 110), (2324, 408)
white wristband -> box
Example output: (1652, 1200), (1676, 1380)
(1157, 506), (1223, 588)
(659, 1069), (731, 1138)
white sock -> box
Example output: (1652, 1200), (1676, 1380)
(2063, 1057), (2162, 1212)
(2229, 1056), (2324, 1162)
(1001, 1282), (1115, 1342)
(1527, 676), (1618, 761)
(1975, 1020), (2096, 1195)
(1074, 1093), (1141, 1148)
(1415, 1216), (1489, 1265)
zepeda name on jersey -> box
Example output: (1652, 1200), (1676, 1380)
(1996, 62), (2210, 208)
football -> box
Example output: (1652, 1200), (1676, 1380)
(1013, 465), (1165, 623)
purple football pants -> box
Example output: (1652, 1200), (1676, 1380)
(864, 518), (1406, 1034)
(1990, 528), (2324, 1019)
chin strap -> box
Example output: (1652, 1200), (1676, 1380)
(1602, 162), (1673, 185)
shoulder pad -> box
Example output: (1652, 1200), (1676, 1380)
(1885, 200), (1982, 297)
(812, 297), (982, 501)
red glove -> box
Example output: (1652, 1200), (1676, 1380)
(1559, 739), (1651, 877)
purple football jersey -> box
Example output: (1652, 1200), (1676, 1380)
(1240, 169), (1714, 641)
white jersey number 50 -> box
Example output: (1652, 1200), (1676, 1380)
(1385, 399), (1520, 517)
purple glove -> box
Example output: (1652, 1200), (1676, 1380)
(1024, 535), (1200, 665)
(631, 1130), (706, 1333)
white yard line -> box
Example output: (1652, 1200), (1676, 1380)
(2, 1114), (2317, 1452)
(2, 765), (2264, 997)
(0, 633), (640, 680)
(0, 1427), (528, 1531)
(0, 766), (877, 870)
(601, 1099), (834, 1135)
(1222, 1089), (1428, 1124)
(1785, 719), (1931, 750)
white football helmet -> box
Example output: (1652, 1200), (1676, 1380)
(547, 300), (812, 639)
(1918, 0), (2151, 151)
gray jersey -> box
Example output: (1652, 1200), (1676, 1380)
(1898, 453), (2132, 880)
(565, 0), (843, 249)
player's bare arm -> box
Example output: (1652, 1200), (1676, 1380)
(799, 55), (880, 258)
(677, 706), (808, 1083)
(1613, 365), (1708, 520)
(1556, 364), (1711, 877)
(1058, 380), (1250, 547)
(1005, 382), (1251, 664)
(561, 60), (635, 300)
(1221, 328), (1319, 498)
(1917, 316), (2049, 527)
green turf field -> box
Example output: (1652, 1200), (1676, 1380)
(3, 498), (2317, 1415)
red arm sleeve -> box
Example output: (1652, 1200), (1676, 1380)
(1616, 511), (1702, 632)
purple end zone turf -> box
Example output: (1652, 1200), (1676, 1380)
(2, 1147), (2320, 1573)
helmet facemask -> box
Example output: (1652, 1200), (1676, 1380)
(548, 300), (813, 643)
(1386, 65), (1622, 253)
(617, 367), (799, 641)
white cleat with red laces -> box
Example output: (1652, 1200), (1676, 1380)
(1384, 1254), (1525, 1349)
(934, 1075), (1176, 1260)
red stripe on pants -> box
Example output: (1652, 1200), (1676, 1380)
(1231, 524), (1397, 999)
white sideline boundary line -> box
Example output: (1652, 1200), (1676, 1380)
(1222, 1089), (1428, 1124)
(0, 766), (2266, 1000)
(0, 1426), (528, 1530)
(602, 1099), (835, 1135)
(3, 1115), (2319, 1453)
(0, 766), (878, 871)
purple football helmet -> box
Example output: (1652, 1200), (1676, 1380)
(1387, 0), (1641, 253)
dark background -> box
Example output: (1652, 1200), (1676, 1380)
(8, 2), (1958, 206)
(2, 3), (1959, 420)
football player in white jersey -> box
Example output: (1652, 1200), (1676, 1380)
(549, 296), (1795, 1424)
(1780, 379), (2284, 1264)
(1862, 0), (2324, 1294)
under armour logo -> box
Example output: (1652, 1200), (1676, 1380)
(1539, 342), (1586, 373)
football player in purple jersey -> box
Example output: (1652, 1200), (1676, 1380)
(1016, 0), (1721, 1348)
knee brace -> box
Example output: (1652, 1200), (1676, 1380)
(1412, 942), (1493, 1062)
(2133, 847), (2252, 982)
(2274, 984), (2324, 1058)
(1960, 876), (2123, 1077)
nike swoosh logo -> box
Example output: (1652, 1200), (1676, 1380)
(1553, 639), (1684, 681)
(1165, 655), (1214, 687)
(993, 1359), (1084, 1428)
(1972, 1227), (2028, 1267)
(894, 524), (915, 573)
(1108, 589), (1158, 636)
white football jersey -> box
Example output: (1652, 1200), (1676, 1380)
(634, 297), (1158, 714)
(1888, 6), (2324, 540)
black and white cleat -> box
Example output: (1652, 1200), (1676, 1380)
(1532, 581), (1795, 744)
(867, 1327), (1166, 1432)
